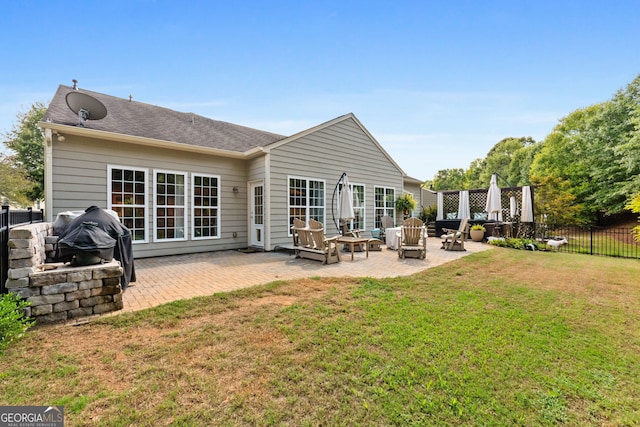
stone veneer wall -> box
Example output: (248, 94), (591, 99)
(4, 223), (123, 324)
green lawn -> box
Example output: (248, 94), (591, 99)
(2, 249), (639, 426)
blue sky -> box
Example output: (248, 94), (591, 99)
(1, 1), (639, 181)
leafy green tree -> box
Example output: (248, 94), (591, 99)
(2, 102), (47, 202)
(507, 141), (541, 187)
(617, 93), (640, 198)
(616, 81), (640, 184)
(530, 175), (586, 228)
(532, 74), (640, 222)
(584, 76), (640, 215)
(626, 192), (640, 241)
(530, 104), (603, 223)
(479, 137), (536, 188)
(429, 137), (538, 192)
(0, 155), (32, 207)
(463, 158), (485, 189)
(430, 168), (466, 191)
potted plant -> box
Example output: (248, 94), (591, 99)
(395, 194), (417, 218)
(418, 205), (438, 224)
(470, 224), (486, 242)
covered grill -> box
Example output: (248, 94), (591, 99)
(57, 221), (116, 266)
(55, 206), (136, 289)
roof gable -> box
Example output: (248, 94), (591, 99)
(263, 113), (406, 176)
(42, 85), (285, 152)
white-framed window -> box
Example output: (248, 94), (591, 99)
(288, 176), (325, 232)
(374, 186), (395, 228)
(352, 184), (365, 230)
(191, 173), (220, 240)
(107, 165), (148, 243)
(154, 170), (187, 241)
(338, 183), (366, 230)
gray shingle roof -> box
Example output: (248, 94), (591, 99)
(43, 85), (286, 152)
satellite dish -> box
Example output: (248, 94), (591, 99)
(65, 91), (107, 126)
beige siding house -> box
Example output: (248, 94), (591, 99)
(40, 85), (422, 258)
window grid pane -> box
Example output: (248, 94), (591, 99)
(289, 178), (325, 229)
(254, 185), (264, 225)
(110, 167), (146, 241)
(192, 174), (219, 239)
(156, 172), (186, 240)
(353, 184), (365, 230)
(374, 186), (395, 228)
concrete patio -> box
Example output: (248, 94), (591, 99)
(120, 238), (491, 314)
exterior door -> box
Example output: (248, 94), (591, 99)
(250, 182), (264, 247)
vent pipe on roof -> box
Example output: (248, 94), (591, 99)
(129, 95), (132, 102)
(72, 79), (78, 90)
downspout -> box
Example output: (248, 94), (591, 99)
(43, 128), (54, 222)
(264, 152), (271, 250)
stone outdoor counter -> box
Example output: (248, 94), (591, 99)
(5, 223), (124, 324)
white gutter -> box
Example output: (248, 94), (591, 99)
(39, 122), (249, 160)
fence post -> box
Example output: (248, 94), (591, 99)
(28, 207), (33, 223)
(1, 204), (9, 294)
(590, 227), (594, 255)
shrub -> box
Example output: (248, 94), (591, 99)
(418, 205), (437, 223)
(0, 293), (34, 353)
(488, 237), (508, 247)
(471, 224), (486, 232)
(626, 193), (640, 241)
(488, 237), (547, 251)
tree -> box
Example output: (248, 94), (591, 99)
(530, 104), (603, 223)
(531, 74), (640, 223)
(0, 155), (33, 207)
(583, 76), (640, 215)
(616, 88), (640, 197)
(530, 175), (586, 228)
(626, 192), (640, 241)
(605, 74), (640, 203)
(463, 158), (485, 189)
(479, 137), (536, 188)
(507, 141), (541, 187)
(2, 102), (47, 202)
(430, 168), (466, 191)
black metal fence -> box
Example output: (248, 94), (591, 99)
(537, 224), (640, 259)
(1, 206), (45, 293)
(1, 206), (9, 294)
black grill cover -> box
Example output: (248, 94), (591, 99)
(57, 221), (116, 262)
(57, 206), (136, 289)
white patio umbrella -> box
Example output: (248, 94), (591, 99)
(510, 195), (518, 219)
(457, 190), (470, 219)
(521, 186), (534, 222)
(338, 173), (355, 234)
(436, 192), (444, 221)
(485, 173), (502, 221)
